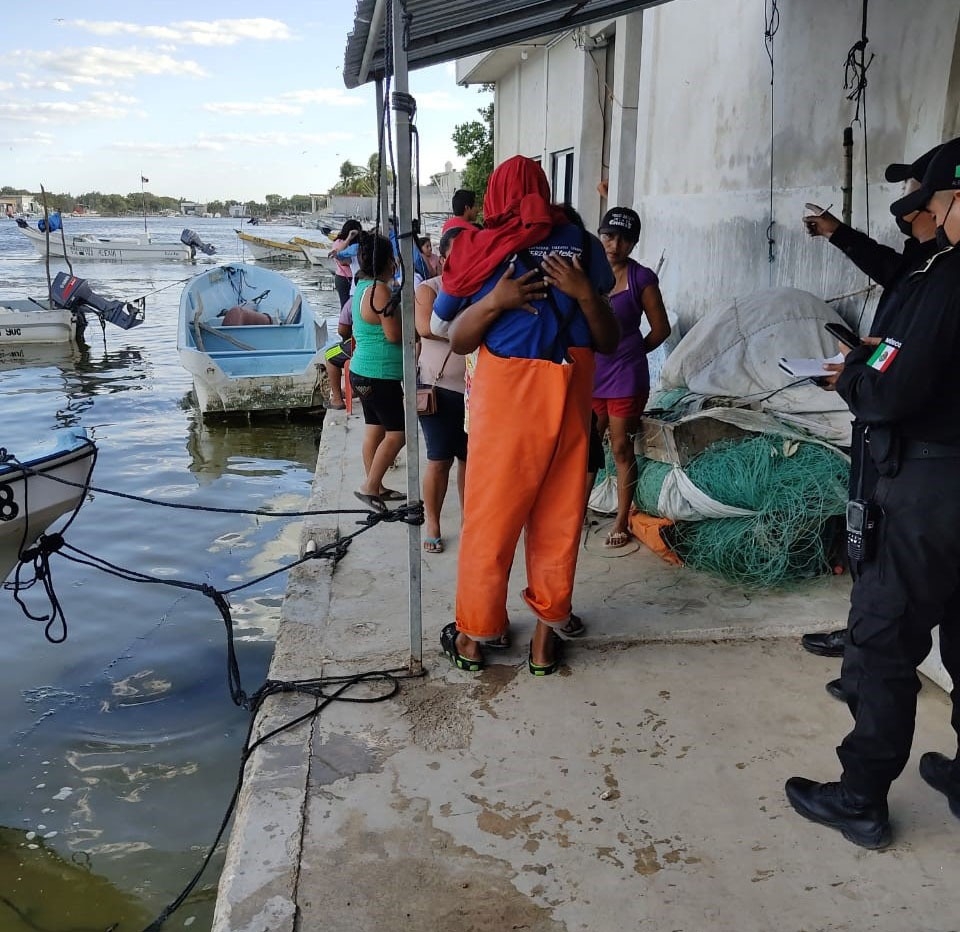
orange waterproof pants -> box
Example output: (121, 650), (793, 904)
(455, 345), (594, 641)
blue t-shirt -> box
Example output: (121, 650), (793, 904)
(433, 223), (614, 362)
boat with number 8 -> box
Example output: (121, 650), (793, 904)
(0, 428), (97, 582)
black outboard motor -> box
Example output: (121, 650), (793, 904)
(50, 272), (145, 330)
(180, 228), (217, 256)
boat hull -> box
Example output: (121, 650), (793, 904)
(17, 224), (194, 262)
(0, 301), (82, 344)
(0, 430), (96, 581)
(236, 231), (307, 262)
(177, 264), (328, 417)
(294, 241), (338, 272)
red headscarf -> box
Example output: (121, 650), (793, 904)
(441, 155), (570, 298)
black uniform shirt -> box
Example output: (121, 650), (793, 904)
(836, 244), (960, 445)
(829, 224), (939, 335)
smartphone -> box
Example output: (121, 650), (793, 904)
(825, 322), (862, 349)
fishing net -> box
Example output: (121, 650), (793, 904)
(635, 435), (848, 588)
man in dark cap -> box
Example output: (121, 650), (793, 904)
(785, 136), (960, 849)
(797, 146), (942, 703)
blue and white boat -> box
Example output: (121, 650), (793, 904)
(177, 264), (328, 417)
(0, 428), (97, 581)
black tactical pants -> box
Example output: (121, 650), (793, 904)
(838, 458), (960, 801)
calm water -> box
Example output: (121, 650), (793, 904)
(0, 216), (341, 931)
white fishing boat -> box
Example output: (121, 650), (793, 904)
(14, 216), (215, 263)
(0, 428), (97, 581)
(236, 230), (308, 262)
(0, 300), (82, 344)
(291, 235), (339, 272)
(0, 272), (145, 346)
(177, 264), (329, 417)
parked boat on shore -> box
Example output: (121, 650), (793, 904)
(177, 264), (328, 417)
(0, 428), (97, 581)
(291, 235), (337, 271)
(235, 230), (308, 262)
(13, 215), (215, 262)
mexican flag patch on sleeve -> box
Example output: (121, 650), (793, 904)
(867, 339), (900, 372)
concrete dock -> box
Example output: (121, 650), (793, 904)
(212, 409), (960, 932)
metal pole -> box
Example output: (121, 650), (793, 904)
(842, 127), (854, 227)
(391, 0), (423, 674)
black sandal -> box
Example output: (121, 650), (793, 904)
(440, 622), (485, 672)
(557, 613), (585, 639)
(528, 633), (565, 677)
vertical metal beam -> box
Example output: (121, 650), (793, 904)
(391, 0), (424, 674)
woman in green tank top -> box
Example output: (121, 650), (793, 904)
(349, 232), (406, 512)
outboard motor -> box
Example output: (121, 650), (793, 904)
(50, 272), (145, 330)
(180, 228), (217, 256)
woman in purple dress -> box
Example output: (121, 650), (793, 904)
(593, 207), (671, 548)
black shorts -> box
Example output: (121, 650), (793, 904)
(349, 371), (405, 431)
(419, 386), (468, 461)
(587, 409), (605, 474)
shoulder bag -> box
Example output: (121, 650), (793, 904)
(416, 347), (453, 416)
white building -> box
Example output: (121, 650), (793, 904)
(457, 0), (960, 333)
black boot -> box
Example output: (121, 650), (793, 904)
(785, 777), (891, 849)
(801, 628), (846, 657)
(825, 678), (848, 703)
(919, 752), (960, 819)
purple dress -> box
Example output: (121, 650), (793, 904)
(593, 259), (658, 399)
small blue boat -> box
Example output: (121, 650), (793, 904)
(177, 264), (328, 417)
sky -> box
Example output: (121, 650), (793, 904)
(1, 3), (492, 204)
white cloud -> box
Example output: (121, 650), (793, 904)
(413, 91), (466, 112)
(69, 18), (293, 47)
(279, 88), (366, 107)
(0, 97), (141, 124)
(10, 47), (206, 87)
(202, 101), (303, 116)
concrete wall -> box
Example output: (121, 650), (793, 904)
(479, 0), (960, 333)
(632, 0), (960, 332)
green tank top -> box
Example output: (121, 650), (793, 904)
(349, 279), (403, 380)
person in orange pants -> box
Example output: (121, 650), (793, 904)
(431, 156), (618, 674)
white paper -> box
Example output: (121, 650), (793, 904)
(778, 352), (845, 379)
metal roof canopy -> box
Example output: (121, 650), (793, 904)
(344, 0), (669, 88)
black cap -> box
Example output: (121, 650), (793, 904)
(890, 138), (960, 217)
(598, 207), (641, 240)
(884, 144), (943, 184)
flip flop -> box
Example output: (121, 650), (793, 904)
(440, 622), (484, 672)
(528, 633), (565, 677)
(327, 399), (346, 410)
(423, 537), (444, 554)
(378, 488), (407, 502)
(354, 490), (386, 512)
(605, 530), (631, 549)
(486, 625), (511, 649)
(558, 613), (585, 639)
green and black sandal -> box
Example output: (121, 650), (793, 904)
(528, 633), (565, 677)
(440, 622), (485, 672)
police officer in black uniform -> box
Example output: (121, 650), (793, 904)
(785, 136), (960, 849)
(799, 147), (942, 701)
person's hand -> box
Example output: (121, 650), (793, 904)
(540, 253), (590, 302)
(488, 263), (543, 314)
(803, 206), (841, 238)
(819, 361), (843, 390)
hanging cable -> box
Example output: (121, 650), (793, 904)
(843, 0), (874, 326)
(764, 0), (780, 278)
